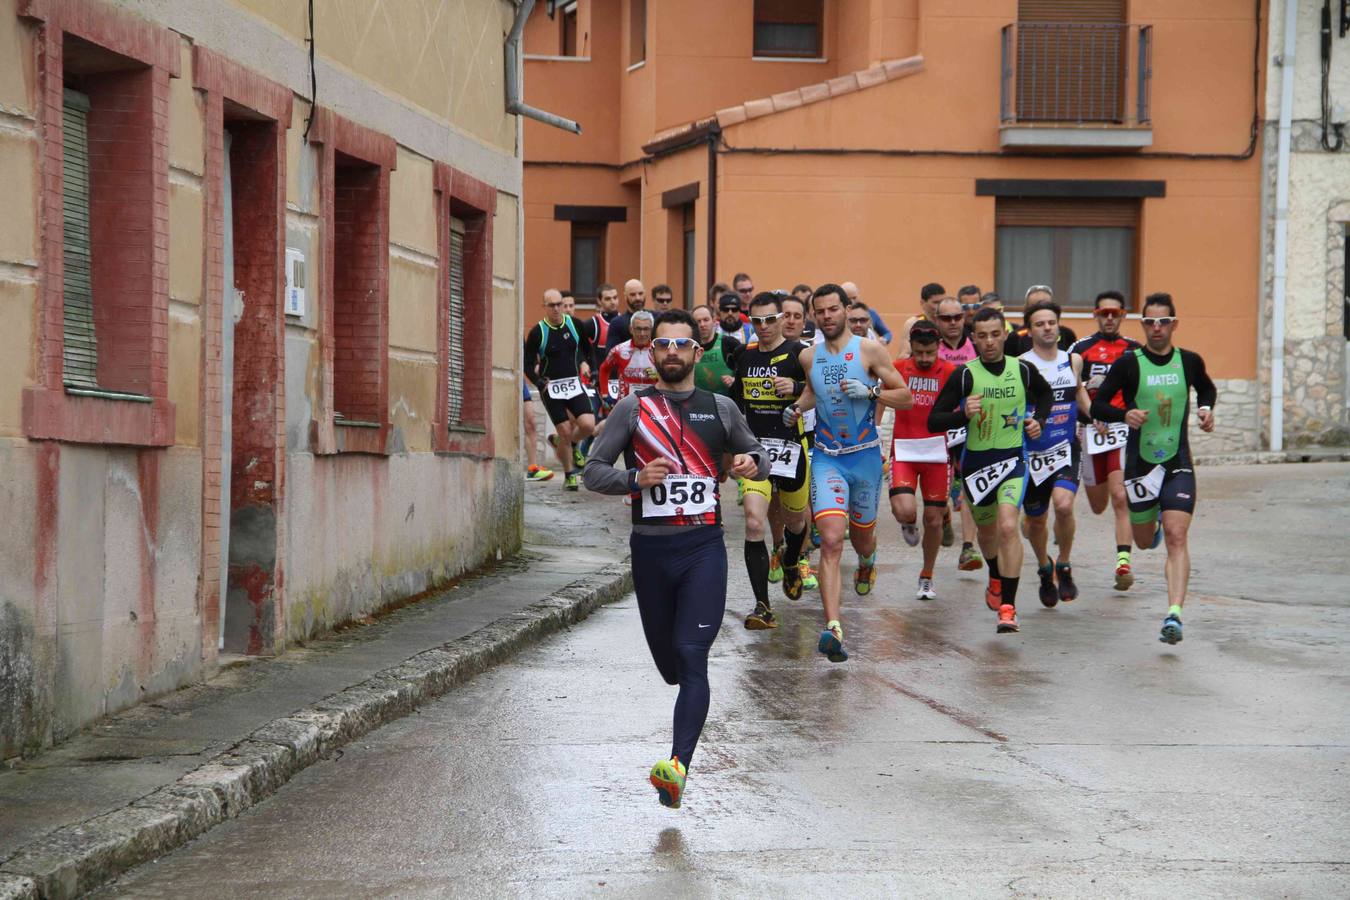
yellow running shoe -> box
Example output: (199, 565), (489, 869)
(799, 557), (819, 590)
(767, 545), (784, 583)
(854, 553), (877, 596)
(650, 756), (687, 809)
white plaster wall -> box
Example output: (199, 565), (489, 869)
(1266, 0), (1350, 121)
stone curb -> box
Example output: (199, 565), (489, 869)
(1196, 448), (1350, 466)
(0, 563), (633, 899)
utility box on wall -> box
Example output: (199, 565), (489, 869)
(285, 248), (306, 317)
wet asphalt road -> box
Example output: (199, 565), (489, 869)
(100, 463), (1350, 898)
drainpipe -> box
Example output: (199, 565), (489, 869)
(1270, 0), (1299, 452)
(706, 126), (719, 294)
(506, 0), (582, 134)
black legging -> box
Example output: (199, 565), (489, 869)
(629, 525), (727, 767)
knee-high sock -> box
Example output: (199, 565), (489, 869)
(781, 526), (806, 570)
(745, 540), (770, 608)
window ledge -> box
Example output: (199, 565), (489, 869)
(626, 60), (646, 73)
(524, 54), (592, 62)
(448, 423), (488, 436)
(313, 417), (390, 455)
(23, 385), (175, 447)
(751, 56), (828, 63)
(1000, 125), (1153, 150)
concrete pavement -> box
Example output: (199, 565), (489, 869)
(92, 462), (1350, 897)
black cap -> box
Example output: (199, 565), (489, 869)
(718, 293), (742, 310)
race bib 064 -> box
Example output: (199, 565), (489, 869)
(1028, 441), (1072, 485)
(760, 438), (802, 479)
(643, 475), (717, 519)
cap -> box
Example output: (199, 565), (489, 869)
(718, 293), (742, 310)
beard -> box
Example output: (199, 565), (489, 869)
(659, 358), (695, 383)
(820, 317), (847, 340)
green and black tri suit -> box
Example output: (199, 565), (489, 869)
(1090, 346), (1217, 523)
(928, 356), (1053, 525)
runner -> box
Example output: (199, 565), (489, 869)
(846, 303), (879, 341)
(929, 307), (1053, 634)
(692, 304), (741, 396)
(523, 288), (596, 490)
(888, 322), (957, 600)
(521, 380), (553, 481)
(778, 293), (821, 590)
(784, 283), (912, 662)
(1018, 300), (1092, 607)
(957, 285), (982, 330)
(651, 283), (675, 314)
(934, 297), (983, 569)
(605, 278), (648, 352)
(582, 309), (767, 809)
(1090, 293), (1216, 645)
(1072, 290), (1142, 590)
(1007, 285), (1078, 354)
(897, 282), (946, 358)
(732, 293), (811, 629)
(583, 283), (621, 371)
(598, 310), (658, 405)
(842, 282), (892, 344)
(718, 292), (755, 346)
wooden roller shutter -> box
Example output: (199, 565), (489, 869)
(1016, 0), (1126, 123)
(996, 198), (1139, 228)
(61, 88), (98, 388)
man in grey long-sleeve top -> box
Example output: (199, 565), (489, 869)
(582, 309), (765, 811)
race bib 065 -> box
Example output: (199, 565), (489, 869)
(546, 377), (584, 400)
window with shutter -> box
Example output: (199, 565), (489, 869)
(754, 0), (824, 58)
(447, 218), (467, 427)
(995, 198), (1138, 309)
(1015, 0), (1127, 123)
(61, 88), (98, 388)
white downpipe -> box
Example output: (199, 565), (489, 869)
(1270, 0), (1300, 452)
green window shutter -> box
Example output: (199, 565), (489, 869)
(61, 89), (98, 388)
(446, 218), (466, 427)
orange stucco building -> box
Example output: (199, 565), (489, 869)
(523, 0), (1268, 453)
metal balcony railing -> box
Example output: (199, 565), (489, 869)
(1000, 23), (1152, 126)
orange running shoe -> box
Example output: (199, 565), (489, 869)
(996, 604), (1019, 633)
(984, 578), (1003, 612)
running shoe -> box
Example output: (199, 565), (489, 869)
(984, 578), (1003, 612)
(854, 557), (877, 595)
(564, 472), (579, 491)
(996, 604), (1019, 633)
(736, 478), (745, 506)
(650, 756), (687, 809)
(782, 562), (803, 601)
(1114, 560), (1134, 591)
(547, 433), (558, 449)
(525, 464), (554, 482)
(1159, 613), (1183, 645)
(768, 545), (784, 583)
(818, 622), (848, 662)
(810, 523), (821, 548)
(958, 545), (984, 571)
(573, 447), (586, 470)
(1038, 563), (1058, 608)
(901, 523), (920, 547)
(1149, 509), (1164, 549)
(916, 575), (937, 601)
(1056, 563), (1079, 603)
(799, 558), (818, 590)
(744, 603), (778, 630)
(941, 518), (955, 548)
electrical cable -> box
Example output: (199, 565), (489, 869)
(303, 0), (317, 144)
(1322, 0), (1346, 152)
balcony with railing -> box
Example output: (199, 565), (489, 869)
(999, 22), (1153, 149)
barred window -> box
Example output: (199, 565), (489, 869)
(447, 217), (466, 427)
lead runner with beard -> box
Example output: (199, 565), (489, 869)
(583, 309), (767, 810)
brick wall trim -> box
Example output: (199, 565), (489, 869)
(433, 162), (496, 458)
(20, 0), (178, 447)
(310, 108), (395, 455)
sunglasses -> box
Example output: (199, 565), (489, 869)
(652, 337), (697, 350)
(936, 313), (964, 323)
(737, 287), (754, 294)
(1094, 308), (1125, 318)
(749, 313), (783, 325)
(1140, 316), (1177, 327)
(961, 303), (982, 311)
(544, 302), (564, 308)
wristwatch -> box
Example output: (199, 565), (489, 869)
(868, 382), (882, 401)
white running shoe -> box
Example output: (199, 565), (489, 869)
(916, 576), (937, 601)
(901, 523), (920, 547)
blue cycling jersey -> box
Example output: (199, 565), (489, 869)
(1020, 348), (1077, 451)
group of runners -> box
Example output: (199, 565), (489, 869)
(526, 275), (1216, 810)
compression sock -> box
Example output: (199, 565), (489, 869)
(782, 526), (806, 570)
(1117, 544), (1131, 563)
(1002, 576), (1020, 607)
(745, 541), (770, 608)
(987, 555), (1001, 583)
